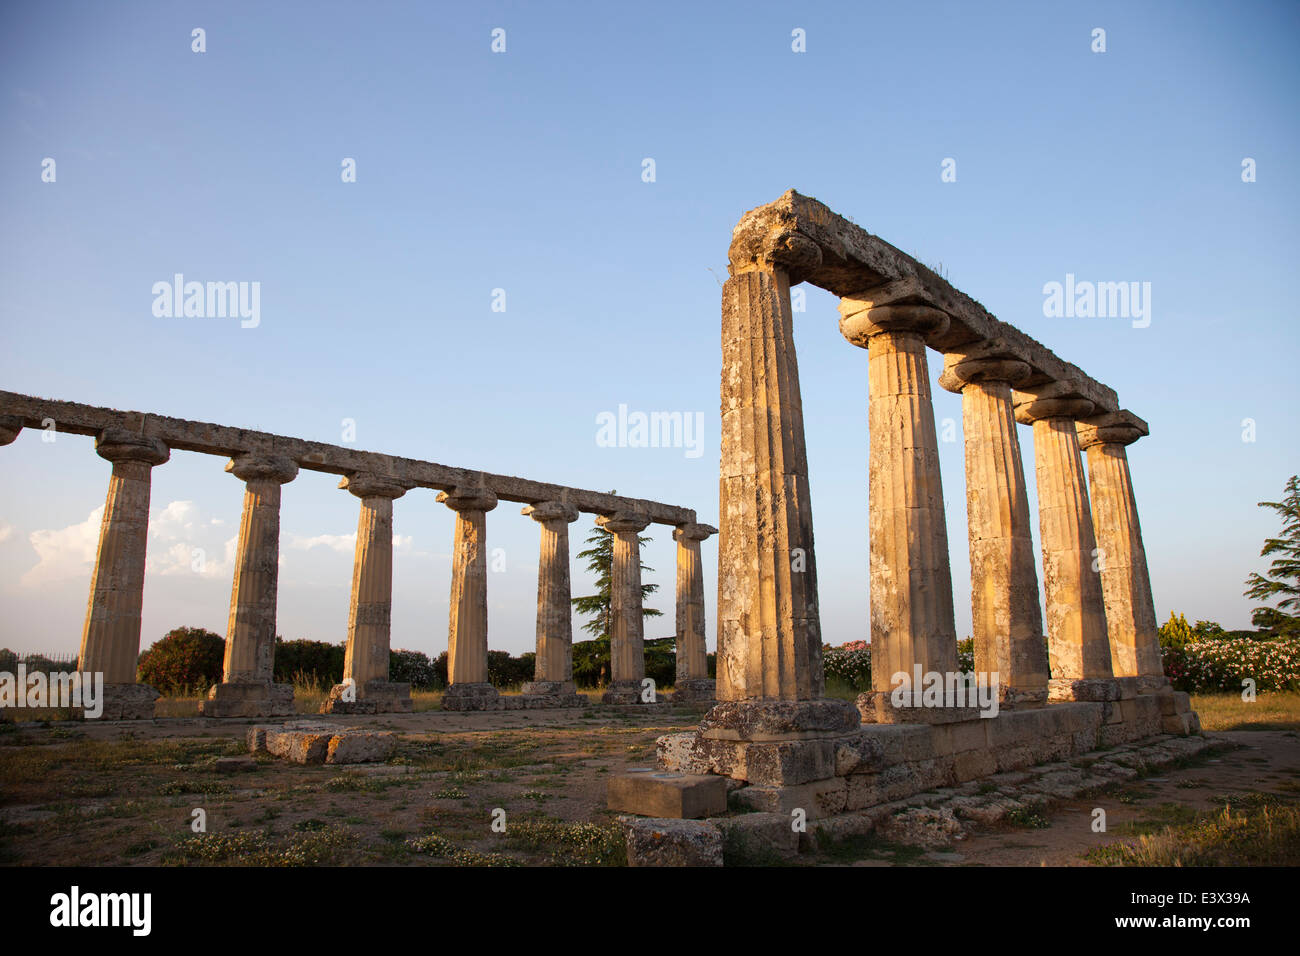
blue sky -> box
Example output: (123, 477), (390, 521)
(1, 0), (1297, 662)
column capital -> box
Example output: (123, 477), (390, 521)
(673, 522), (718, 542)
(837, 300), (949, 348)
(0, 414), (22, 445)
(226, 454), (298, 484)
(95, 428), (169, 466)
(438, 484), (498, 512)
(1013, 381), (1096, 425)
(341, 472), (407, 500)
(727, 231), (823, 285)
(597, 511), (650, 534)
(522, 500), (580, 524)
(938, 345), (1032, 394)
(1077, 409), (1149, 449)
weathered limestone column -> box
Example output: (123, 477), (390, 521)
(939, 349), (1050, 708)
(1015, 385), (1119, 701)
(78, 428), (169, 719)
(706, 258), (860, 740)
(323, 473), (412, 714)
(520, 499), (584, 706)
(1078, 413), (1168, 694)
(598, 511), (652, 704)
(200, 455), (298, 718)
(439, 484), (500, 711)
(839, 300), (962, 721)
(671, 522), (718, 702)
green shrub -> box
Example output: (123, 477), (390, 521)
(273, 638), (344, 686)
(137, 627), (225, 694)
(390, 648), (438, 689)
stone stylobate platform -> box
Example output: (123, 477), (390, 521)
(0, 391), (717, 718)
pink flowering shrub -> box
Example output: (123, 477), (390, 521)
(1162, 636), (1300, 693)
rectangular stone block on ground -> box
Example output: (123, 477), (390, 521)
(620, 817), (722, 867)
(607, 770), (727, 819)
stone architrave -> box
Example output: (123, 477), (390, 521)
(200, 455), (299, 718)
(0, 415), (21, 445)
(78, 428), (169, 720)
(839, 300), (962, 721)
(521, 499), (584, 706)
(598, 511), (653, 704)
(323, 473), (412, 714)
(939, 349), (1050, 708)
(439, 484), (500, 711)
(672, 522), (718, 702)
(1077, 413), (1168, 694)
(1015, 385), (1119, 701)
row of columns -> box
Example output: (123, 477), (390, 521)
(713, 266), (1165, 727)
(20, 423), (717, 718)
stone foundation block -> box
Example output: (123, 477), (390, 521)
(199, 680), (294, 718)
(954, 749), (998, 783)
(95, 683), (160, 720)
(832, 733), (888, 775)
(730, 777), (848, 819)
(938, 718), (990, 754)
(1161, 712), (1201, 736)
(699, 699), (861, 741)
(249, 720), (396, 765)
(1048, 678), (1120, 702)
(656, 733), (711, 775)
(607, 770), (727, 819)
(322, 680), (412, 714)
(439, 682), (497, 711)
(621, 817), (722, 867)
(715, 812), (800, 862)
(1159, 691), (1192, 716)
(601, 681), (646, 705)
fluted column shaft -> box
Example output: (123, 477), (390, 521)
(674, 523), (717, 684)
(1017, 390), (1117, 700)
(440, 486), (498, 690)
(717, 268), (825, 701)
(343, 475), (407, 687)
(524, 500), (580, 692)
(222, 456), (298, 682)
(79, 430), (169, 684)
(840, 303), (959, 700)
(1079, 423), (1166, 691)
(940, 355), (1049, 706)
(599, 512), (651, 695)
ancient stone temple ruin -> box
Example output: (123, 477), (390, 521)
(0, 396), (715, 718)
(636, 190), (1199, 830)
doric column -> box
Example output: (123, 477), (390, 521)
(839, 300), (961, 720)
(939, 348), (1049, 707)
(598, 511), (652, 704)
(671, 522), (718, 702)
(1015, 385), (1118, 701)
(78, 428), (169, 719)
(521, 499), (583, 705)
(1077, 412), (1167, 694)
(439, 484), (500, 711)
(200, 454), (298, 718)
(323, 473), (412, 714)
(705, 257), (859, 740)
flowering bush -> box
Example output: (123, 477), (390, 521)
(822, 640), (871, 691)
(1162, 636), (1300, 693)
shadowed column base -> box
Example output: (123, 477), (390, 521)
(1047, 677), (1121, 702)
(92, 683), (160, 720)
(441, 681), (499, 711)
(200, 681), (294, 718)
(670, 679), (717, 703)
(520, 680), (585, 708)
(321, 679), (412, 714)
(602, 680), (651, 706)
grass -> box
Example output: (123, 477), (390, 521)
(1191, 691), (1300, 732)
(1085, 794), (1300, 866)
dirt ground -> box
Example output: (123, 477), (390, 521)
(0, 704), (1295, 866)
